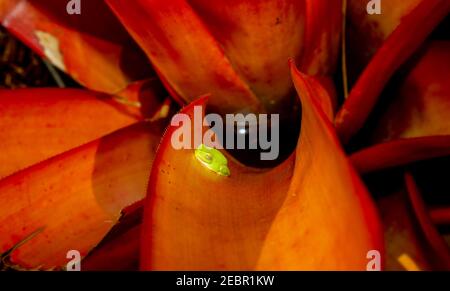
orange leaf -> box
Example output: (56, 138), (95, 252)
(107, 0), (262, 114)
(290, 62), (335, 120)
(1, 0), (153, 93)
(187, 0), (307, 112)
(0, 87), (153, 179)
(140, 62), (383, 270)
(0, 122), (163, 269)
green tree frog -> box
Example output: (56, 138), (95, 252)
(195, 144), (230, 177)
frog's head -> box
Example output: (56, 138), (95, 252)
(194, 144), (230, 177)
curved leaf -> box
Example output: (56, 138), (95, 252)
(351, 136), (450, 174)
(188, 0), (306, 112)
(1, 0), (153, 93)
(336, 0), (450, 143)
(290, 63), (335, 120)
(300, 0), (342, 76)
(0, 83), (167, 179)
(346, 0), (422, 78)
(372, 41), (450, 141)
(140, 62), (383, 270)
(0, 122), (163, 269)
(107, 0), (262, 114)
(404, 173), (450, 269)
(350, 41), (450, 173)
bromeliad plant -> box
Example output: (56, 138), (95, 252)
(0, 0), (449, 271)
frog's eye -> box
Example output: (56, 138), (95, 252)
(202, 153), (213, 163)
(195, 144), (230, 177)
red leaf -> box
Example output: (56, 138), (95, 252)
(107, 0), (262, 114)
(346, 0), (422, 78)
(351, 136), (450, 174)
(300, 0), (342, 76)
(372, 41), (450, 141)
(349, 41), (450, 173)
(404, 173), (450, 269)
(336, 0), (450, 143)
